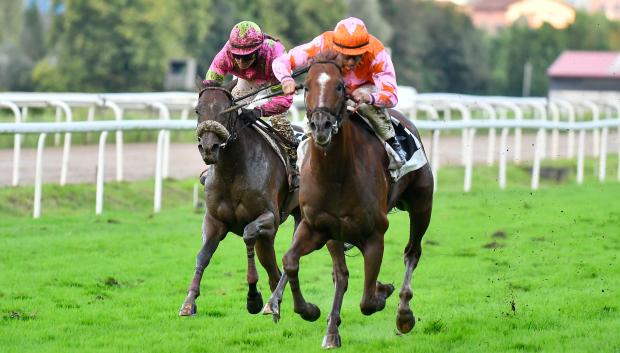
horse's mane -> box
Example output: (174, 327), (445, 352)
(309, 50), (343, 68)
(199, 79), (237, 92)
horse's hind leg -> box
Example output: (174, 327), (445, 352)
(243, 212), (277, 314)
(179, 213), (227, 316)
(397, 202), (432, 333)
(263, 208), (301, 320)
(360, 235), (395, 316)
(282, 220), (326, 322)
(322, 241), (349, 349)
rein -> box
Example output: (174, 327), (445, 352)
(304, 60), (349, 132)
(197, 86), (298, 149)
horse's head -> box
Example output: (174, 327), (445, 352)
(304, 52), (347, 148)
(195, 80), (237, 164)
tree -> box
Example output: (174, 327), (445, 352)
(382, 0), (489, 93)
(21, 3), (47, 61)
(35, 0), (170, 91)
(347, 0), (393, 43)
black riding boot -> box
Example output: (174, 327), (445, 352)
(387, 137), (407, 162)
(288, 160), (300, 190)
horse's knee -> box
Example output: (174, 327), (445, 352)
(282, 253), (299, 276)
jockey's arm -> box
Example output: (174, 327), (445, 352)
(369, 50), (398, 109)
(272, 34), (326, 92)
(257, 92), (293, 117)
(203, 47), (233, 85)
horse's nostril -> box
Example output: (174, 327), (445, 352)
(324, 121), (333, 130)
(309, 122), (317, 131)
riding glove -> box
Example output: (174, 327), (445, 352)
(240, 108), (262, 123)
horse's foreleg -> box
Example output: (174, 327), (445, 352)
(360, 235), (394, 316)
(179, 213), (227, 316)
(243, 212), (276, 314)
(396, 208), (432, 333)
(322, 241), (349, 349)
(282, 220), (326, 322)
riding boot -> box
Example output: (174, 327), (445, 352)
(387, 137), (407, 162)
(199, 168), (209, 186)
(288, 159), (300, 190)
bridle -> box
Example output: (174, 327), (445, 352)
(196, 86), (253, 149)
(304, 60), (349, 135)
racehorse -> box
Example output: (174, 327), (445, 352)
(266, 53), (434, 348)
(179, 80), (299, 316)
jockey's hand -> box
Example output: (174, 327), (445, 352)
(282, 79), (297, 95)
(352, 91), (372, 104)
(240, 108), (262, 123)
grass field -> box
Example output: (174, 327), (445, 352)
(1, 165), (619, 352)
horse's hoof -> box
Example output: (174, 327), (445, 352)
(396, 307), (416, 334)
(261, 302), (273, 315)
(262, 301), (281, 323)
(321, 333), (341, 349)
(377, 282), (395, 300)
(179, 302), (197, 316)
(300, 303), (321, 322)
(247, 291), (264, 314)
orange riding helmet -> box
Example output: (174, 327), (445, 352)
(332, 17), (371, 56)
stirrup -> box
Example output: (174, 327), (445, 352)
(199, 168), (209, 186)
(288, 161), (299, 190)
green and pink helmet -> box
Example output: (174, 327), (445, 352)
(228, 21), (264, 56)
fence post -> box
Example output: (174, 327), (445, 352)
(96, 131), (109, 215)
(33, 133), (47, 218)
(103, 101), (124, 182)
(49, 100), (73, 185)
(154, 130), (166, 213)
(0, 101), (23, 186)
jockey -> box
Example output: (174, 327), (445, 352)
(272, 17), (407, 162)
(203, 21), (299, 188)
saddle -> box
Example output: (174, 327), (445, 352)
(296, 111), (427, 182)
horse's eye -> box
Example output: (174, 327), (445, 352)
(336, 83), (344, 92)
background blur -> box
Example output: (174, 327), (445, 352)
(1, 0), (619, 96)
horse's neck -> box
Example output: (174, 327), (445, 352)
(308, 119), (362, 180)
(213, 128), (256, 176)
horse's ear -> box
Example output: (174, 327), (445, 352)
(195, 75), (205, 90)
(224, 79), (237, 92)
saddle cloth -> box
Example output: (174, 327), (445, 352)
(296, 112), (427, 182)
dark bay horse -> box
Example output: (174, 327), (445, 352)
(267, 55), (433, 348)
(179, 80), (299, 316)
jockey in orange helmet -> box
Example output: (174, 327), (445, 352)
(272, 17), (406, 161)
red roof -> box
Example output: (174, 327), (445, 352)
(470, 0), (517, 11)
(547, 51), (620, 79)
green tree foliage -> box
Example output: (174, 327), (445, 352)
(347, 0), (393, 43)
(0, 0), (23, 44)
(21, 3), (47, 61)
(33, 0), (170, 91)
(489, 11), (620, 96)
(382, 0), (489, 93)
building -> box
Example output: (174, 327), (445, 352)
(547, 50), (620, 100)
(590, 0), (620, 20)
(468, 0), (576, 34)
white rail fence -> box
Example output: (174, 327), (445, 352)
(1, 91), (619, 218)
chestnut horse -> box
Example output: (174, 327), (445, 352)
(266, 55), (433, 348)
(179, 81), (299, 316)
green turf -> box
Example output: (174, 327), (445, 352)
(0, 168), (619, 352)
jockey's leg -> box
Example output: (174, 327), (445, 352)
(269, 113), (299, 189)
(231, 79), (261, 103)
(352, 85), (407, 162)
(356, 104), (407, 163)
